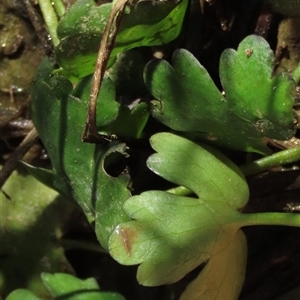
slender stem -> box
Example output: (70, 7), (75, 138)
(83, 0), (140, 142)
(38, 0), (60, 47)
(61, 238), (108, 254)
(83, 0), (130, 141)
(293, 61), (300, 85)
(0, 128), (39, 188)
(240, 212), (300, 228)
(165, 188), (300, 227)
(52, 0), (66, 18)
(239, 146), (300, 176)
(24, 0), (55, 59)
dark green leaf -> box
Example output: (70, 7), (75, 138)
(55, 0), (188, 79)
(144, 35), (296, 154)
(29, 59), (131, 249)
(219, 34), (295, 140)
(106, 102), (150, 139)
(1, 169), (74, 298)
(107, 50), (147, 95)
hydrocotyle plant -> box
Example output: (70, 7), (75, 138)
(6, 273), (125, 300)
(108, 132), (300, 299)
(4, 0), (300, 298)
(144, 35), (296, 154)
(27, 44), (300, 298)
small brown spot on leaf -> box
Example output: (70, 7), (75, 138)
(245, 49), (253, 58)
(120, 227), (137, 256)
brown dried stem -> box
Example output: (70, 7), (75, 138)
(0, 128), (39, 188)
(82, 0), (138, 143)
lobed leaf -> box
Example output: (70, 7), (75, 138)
(219, 34), (295, 141)
(148, 132), (249, 209)
(109, 133), (249, 286)
(180, 230), (247, 300)
(144, 35), (296, 154)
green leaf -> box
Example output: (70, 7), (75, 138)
(29, 58), (131, 249)
(108, 133), (249, 286)
(147, 133), (249, 209)
(219, 34), (295, 141)
(144, 35), (296, 154)
(107, 102), (150, 139)
(0, 168), (74, 298)
(6, 274), (126, 300)
(73, 74), (149, 138)
(72, 74), (119, 129)
(6, 289), (42, 300)
(55, 0), (188, 79)
(41, 273), (126, 300)
(107, 50), (147, 96)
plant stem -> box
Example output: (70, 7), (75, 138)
(241, 212), (300, 228)
(293, 61), (300, 85)
(24, 0), (55, 58)
(239, 146), (300, 176)
(52, 0), (66, 18)
(61, 238), (107, 253)
(0, 128), (39, 188)
(38, 0), (60, 47)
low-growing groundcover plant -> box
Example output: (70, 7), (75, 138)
(1, 0), (300, 299)
(6, 272), (126, 300)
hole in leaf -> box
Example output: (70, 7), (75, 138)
(104, 151), (129, 177)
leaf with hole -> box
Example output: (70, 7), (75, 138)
(27, 58), (132, 249)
